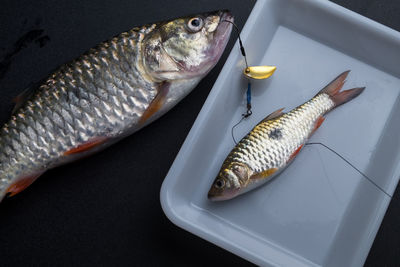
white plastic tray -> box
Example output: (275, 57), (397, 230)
(160, 0), (400, 266)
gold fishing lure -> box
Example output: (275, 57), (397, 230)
(243, 66), (276, 79)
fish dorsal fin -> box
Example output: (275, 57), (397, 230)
(261, 108), (285, 122)
(12, 83), (38, 114)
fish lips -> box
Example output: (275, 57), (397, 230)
(207, 185), (239, 201)
(209, 10), (234, 62)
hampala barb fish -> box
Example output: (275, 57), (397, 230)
(0, 10), (233, 201)
(208, 71), (365, 201)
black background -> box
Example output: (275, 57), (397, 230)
(0, 0), (399, 266)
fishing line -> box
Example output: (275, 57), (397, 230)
(306, 142), (390, 197)
(223, 20), (254, 145)
(231, 116), (245, 145)
(223, 20), (253, 119)
(222, 20), (249, 69)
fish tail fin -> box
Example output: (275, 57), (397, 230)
(329, 87), (365, 108)
(319, 70), (365, 108)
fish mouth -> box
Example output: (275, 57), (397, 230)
(208, 193), (233, 201)
(208, 10), (233, 64)
(207, 185), (238, 201)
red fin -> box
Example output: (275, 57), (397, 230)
(319, 70), (350, 96)
(330, 87), (365, 107)
(6, 172), (43, 197)
(250, 168), (278, 180)
(318, 70), (365, 107)
(139, 82), (170, 125)
(64, 137), (108, 155)
(289, 144), (304, 162)
(310, 116), (325, 136)
(262, 108), (285, 122)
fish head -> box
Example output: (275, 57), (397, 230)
(143, 10), (233, 81)
(208, 162), (251, 201)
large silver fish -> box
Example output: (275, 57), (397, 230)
(208, 71), (365, 201)
(0, 10), (233, 201)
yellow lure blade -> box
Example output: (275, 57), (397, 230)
(243, 66), (277, 80)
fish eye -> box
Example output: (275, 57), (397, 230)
(214, 178), (225, 189)
(187, 17), (204, 32)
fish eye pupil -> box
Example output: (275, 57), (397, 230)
(191, 18), (200, 27)
(215, 179), (224, 188)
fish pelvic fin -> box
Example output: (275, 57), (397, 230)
(64, 137), (108, 155)
(5, 171), (45, 199)
(319, 70), (365, 108)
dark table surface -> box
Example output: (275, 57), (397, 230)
(0, 0), (399, 266)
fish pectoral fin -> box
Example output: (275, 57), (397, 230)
(139, 81), (170, 125)
(288, 144), (304, 162)
(64, 137), (108, 155)
(262, 108), (285, 122)
(6, 171), (44, 198)
(250, 168), (278, 180)
(310, 116), (325, 137)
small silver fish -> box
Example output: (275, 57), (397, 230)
(0, 10), (233, 200)
(208, 71), (365, 201)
